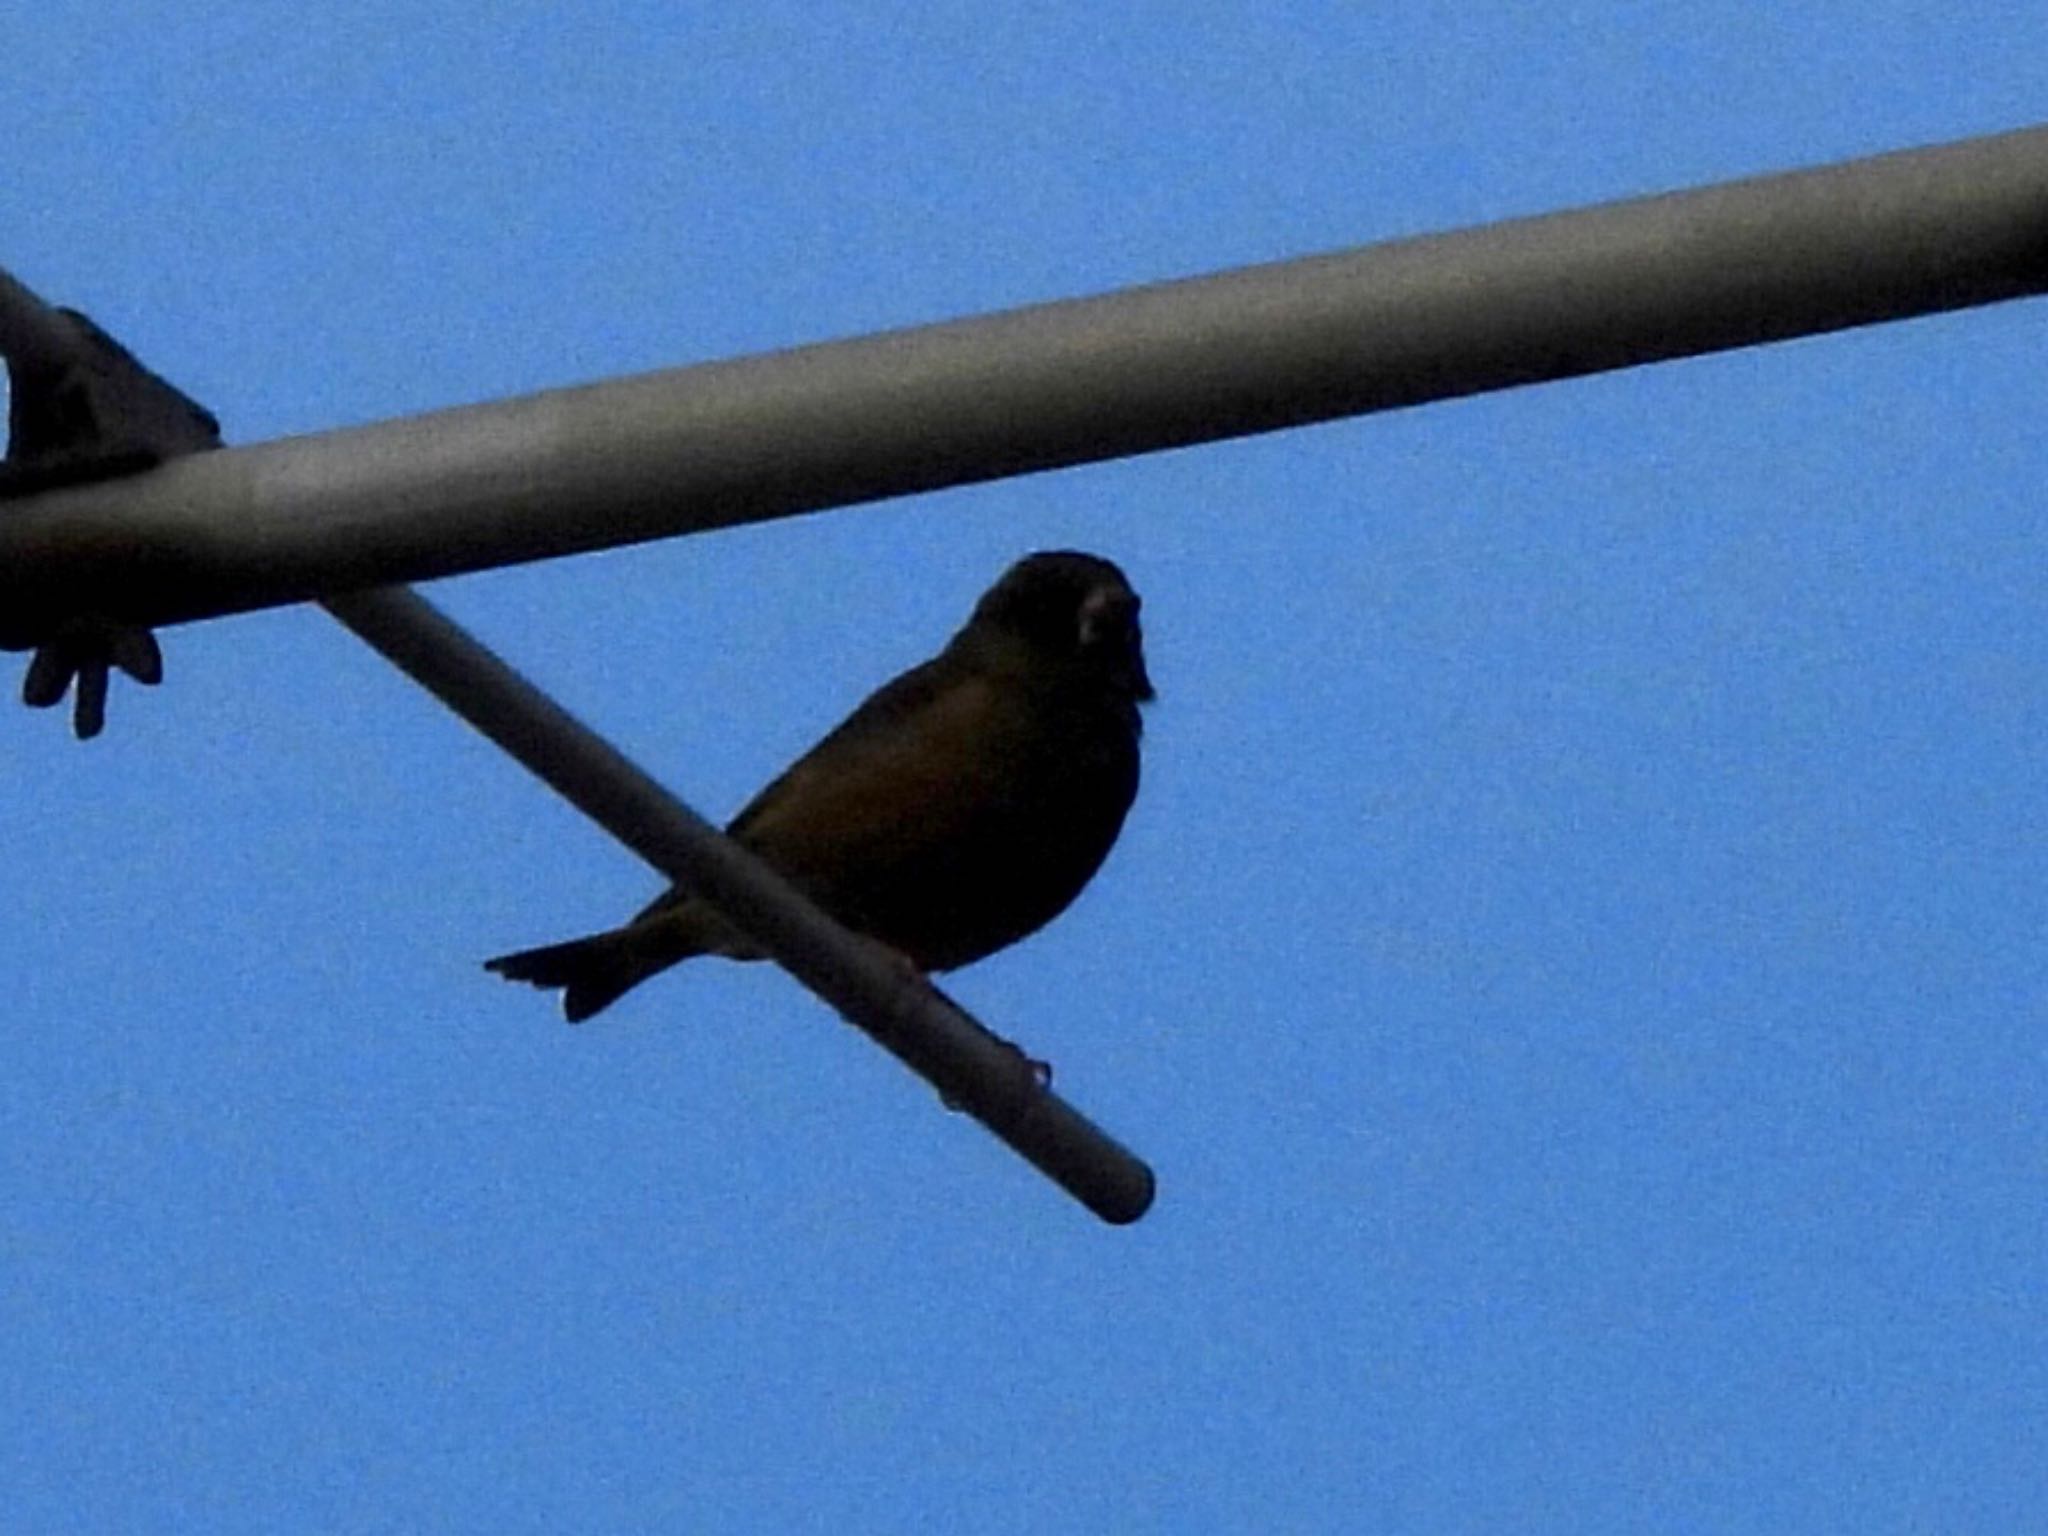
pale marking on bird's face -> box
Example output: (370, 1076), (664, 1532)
(1075, 581), (1154, 704)
(1076, 582), (1138, 650)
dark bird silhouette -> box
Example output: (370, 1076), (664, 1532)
(485, 550), (1154, 1021)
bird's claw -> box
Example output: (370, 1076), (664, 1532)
(22, 615), (163, 739)
(938, 1038), (1053, 1113)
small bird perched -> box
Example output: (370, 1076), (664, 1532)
(486, 550), (1154, 1021)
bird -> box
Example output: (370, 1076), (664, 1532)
(485, 550), (1155, 1021)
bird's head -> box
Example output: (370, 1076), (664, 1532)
(966, 550), (1155, 708)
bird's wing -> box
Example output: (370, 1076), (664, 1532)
(724, 655), (1015, 889)
(622, 658), (968, 925)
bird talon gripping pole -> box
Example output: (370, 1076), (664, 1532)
(20, 612), (164, 739)
(0, 271), (216, 736)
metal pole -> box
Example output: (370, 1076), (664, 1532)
(5, 125), (2047, 648)
(323, 585), (1157, 1225)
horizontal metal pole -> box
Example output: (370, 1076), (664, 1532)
(7, 124), (2048, 648)
(323, 585), (1157, 1225)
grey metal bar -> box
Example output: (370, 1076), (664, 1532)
(5, 125), (2046, 649)
(322, 584), (1158, 1225)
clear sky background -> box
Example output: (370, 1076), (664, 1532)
(4, 5), (2045, 1532)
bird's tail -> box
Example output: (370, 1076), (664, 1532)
(485, 900), (761, 1022)
(484, 928), (660, 1023)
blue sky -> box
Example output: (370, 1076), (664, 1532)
(5, 4), (2046, 1531)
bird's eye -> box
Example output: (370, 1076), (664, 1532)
(1076, 585), (1136, 650)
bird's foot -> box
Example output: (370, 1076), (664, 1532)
(1014, 1044), (1053, 1091)
(859, 941), (1053, 1108)
(21, 615), (163, 738)
(938, 1037), (1052, 1113)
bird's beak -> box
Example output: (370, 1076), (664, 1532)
(1128, 654), (1157, 702)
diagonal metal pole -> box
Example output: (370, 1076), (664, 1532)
(4, 123), (2048, 649)
(323, 585), (1155, 1224)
